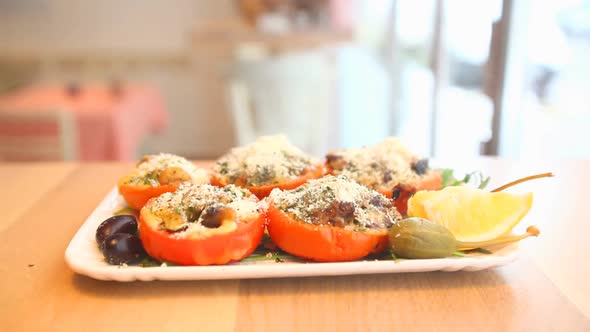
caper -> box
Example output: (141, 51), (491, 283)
(389, 218), (541, 259)
(389, 218), (456, 259)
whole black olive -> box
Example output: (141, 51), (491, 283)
(102, 233), (145, 265)
(96, 215), (138, 250)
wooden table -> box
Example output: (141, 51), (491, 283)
(1, 159), (589, 331)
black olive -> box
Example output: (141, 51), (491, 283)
(102, 233), (145, 265)
(411, 159), (429, 175)
(96, 215), (138, 250)
(201, 217), (222, 228)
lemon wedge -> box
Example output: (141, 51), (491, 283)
(407, 186), (533, 242)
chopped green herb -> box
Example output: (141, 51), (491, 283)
(218, 161), (229, 175)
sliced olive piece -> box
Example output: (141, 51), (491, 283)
(200, 205), (236, 228)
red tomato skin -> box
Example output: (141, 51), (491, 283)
(139, 203), (266, 266)
(267, 203), (388, 262)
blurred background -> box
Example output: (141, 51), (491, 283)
(0, 0), (588, 161)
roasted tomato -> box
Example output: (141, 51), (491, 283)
(325, 138), (443, 215)
(138, 183), (265, 265)
(118, 153), (209, 210)
(380, 171), (443, 215)
(211, 135), (324, 199)
(212, 164), (324, 199)
(266, 175), (400, 262)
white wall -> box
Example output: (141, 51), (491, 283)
(0, 0), (236, 53)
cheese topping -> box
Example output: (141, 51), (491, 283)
(326, 138), (433, 192)
(269, 175), (401, 231)
(148, 183), (260, 238)
(214, 135), (319, 187)
(124, 153), (209, 187)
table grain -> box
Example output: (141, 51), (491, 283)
(1, 159), (588, 331)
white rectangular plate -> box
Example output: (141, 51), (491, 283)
(65, 187), (519, 282)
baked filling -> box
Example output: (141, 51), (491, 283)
(146, 183), (260, 238)
(213, 135), (319, 187)
(326, 138), (435, 192)
(121, 153), (209, 187)
(269, 175), (401, 232)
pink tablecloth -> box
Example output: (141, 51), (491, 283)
(0, 83), (168, 161)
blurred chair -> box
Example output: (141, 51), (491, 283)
(226, 49), (335, 155)
(0, 108), (78, 161)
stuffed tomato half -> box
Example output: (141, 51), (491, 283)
(139, 183), (265, 265)
(267, 175), (402, 262)
(211, 135), (324, 198)
(118, 153), (209, 210)
(325, 138), (442, 215)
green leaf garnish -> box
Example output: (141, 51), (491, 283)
(478, 176), (491, 189)
(440, 169), (491, 190)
